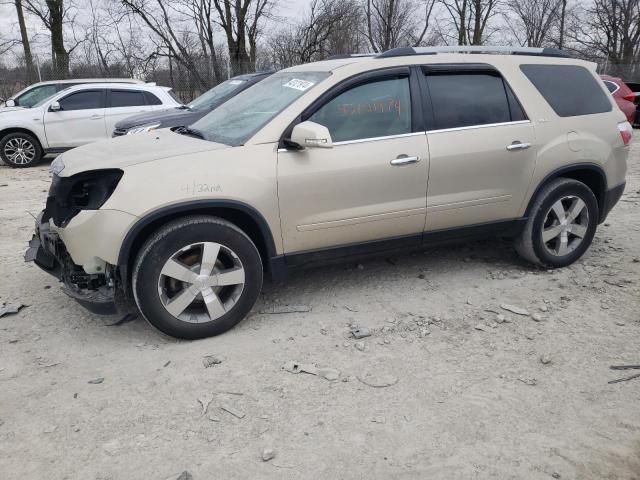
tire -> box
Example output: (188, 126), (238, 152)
(515, 178), (599, 268)
(0, 132), (43, 168)
(132, 216), (263, 339)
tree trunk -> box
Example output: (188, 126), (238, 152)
(458, 0), (467, 45)
(15, 0), (36, 83)
(558, 0), (567, 49)
(47, 0), (69, 78)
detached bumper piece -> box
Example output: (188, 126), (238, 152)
(25, 213), (117, 315)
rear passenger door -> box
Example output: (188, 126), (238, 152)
(421, 65), (537, 231)
(104, 89), (160, 135)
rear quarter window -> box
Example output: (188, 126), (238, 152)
(520, 64), (612, 117)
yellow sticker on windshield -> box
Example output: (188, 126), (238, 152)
(283, 79), (315, 91)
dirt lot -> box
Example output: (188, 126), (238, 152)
(1, 144), (639, 480)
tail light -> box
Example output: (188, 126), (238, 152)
(618, 121), (633, 146)
(623, 93), (636, 102)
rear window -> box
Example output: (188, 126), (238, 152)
(110, 89), (146, 107)
(425, 72), (526, 130)
(520, 64), (612, 117)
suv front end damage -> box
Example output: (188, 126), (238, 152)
(25, 212), (118, 314)
(24, 168), (132, 315)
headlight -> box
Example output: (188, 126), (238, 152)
(50, 156), (65, 175)
(126, 123), (161, 135)
(44, 169), (124, 226)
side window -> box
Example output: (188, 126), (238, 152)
(308, 77), (412, 143)
(426, 73), (514, 130)
(144, 91), (162, 105)
(59, 90), (104, 111)
(16, 85), (57, 107)
(520, 64), (612, 117)
(603, 80), (618, 94)
(109, 90), (146, 108)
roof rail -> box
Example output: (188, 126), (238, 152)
(327, 53), (377, 60)
(377, 46), (572, 59)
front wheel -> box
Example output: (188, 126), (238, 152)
(515, 178), (599, 268)
(132, 216), (263, 339)
(0, 132), (43, 168)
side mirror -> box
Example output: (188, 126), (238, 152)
(5, 99), (16, 107)
(290, 121), (333, 149)
(49, 101), (61, 112)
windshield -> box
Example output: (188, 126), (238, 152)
(190, 71), (331, 146)
(188, 79), (249, 111)
(16, 84), (58, 108)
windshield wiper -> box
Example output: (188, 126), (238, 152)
(176, 126), (205, 139)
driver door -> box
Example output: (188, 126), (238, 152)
(277, 69), (429, 257)
(44, 89), (107, 148)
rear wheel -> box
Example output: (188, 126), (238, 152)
(0, 132), (43, 168)
(132, 216), (263, 339)
(515, 178), (599, 268)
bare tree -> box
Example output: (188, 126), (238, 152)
(268, 0), (364, 68)
(14, 0), (36, 82)
(507, 0), (562, 47)
(211, 0), (273, 75)
(558, 0), (567, 48)
(364, 0), (437, 52)
(121, 0), (211, 88)
(442, 0), (500, 45)
(186, 0), (225, 84)
(23, 0), (83, 77)
(571, 0), (640, 68)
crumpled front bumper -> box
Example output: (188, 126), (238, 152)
(25, 212), (117, 315)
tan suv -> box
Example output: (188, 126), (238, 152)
(26, 46), (630, 339)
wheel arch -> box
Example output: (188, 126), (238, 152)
(0, 127), (45, 150)
(117, 200), (280, 288)
(524, 163), (607, 222)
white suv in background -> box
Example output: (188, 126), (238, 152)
(0, 83), (180, 167)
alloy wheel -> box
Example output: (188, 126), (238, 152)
(541, 195), (590, 257)
(157, 241), (245, 323)
(4, 137), (36, 165)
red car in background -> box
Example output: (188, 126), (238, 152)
(601, 75), (636, 124)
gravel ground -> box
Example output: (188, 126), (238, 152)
(0, 146), (639, 480)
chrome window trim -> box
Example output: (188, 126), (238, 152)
(332, 131), (426, 146)
(426, 120), (531, 134)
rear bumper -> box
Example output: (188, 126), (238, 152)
(25, 213), (117, 315)
(600, 182), (625, 223)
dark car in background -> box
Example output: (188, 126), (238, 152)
(112, 71), (273, 136)
(601, 75), (637, 125)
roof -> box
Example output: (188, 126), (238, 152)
(29, 78), (144, 86)
(280, 45), (580, 74)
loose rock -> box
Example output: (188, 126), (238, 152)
(202, 355), (223, 368)
(351, 327), (371, 339)
(262, 448), (276, 462)
(176, 472), (193, 480)
(88, 377), (104, 384)
(354, 341), (366, 351)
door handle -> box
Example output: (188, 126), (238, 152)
(90, 115), (102, 120)
(506, 141), (531, 151)
(390, 155), (420, 166)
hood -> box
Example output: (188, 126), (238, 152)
(0, 106), (28, 113)
(115, 107), (206, 131)
(58, 129), (228, 176)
